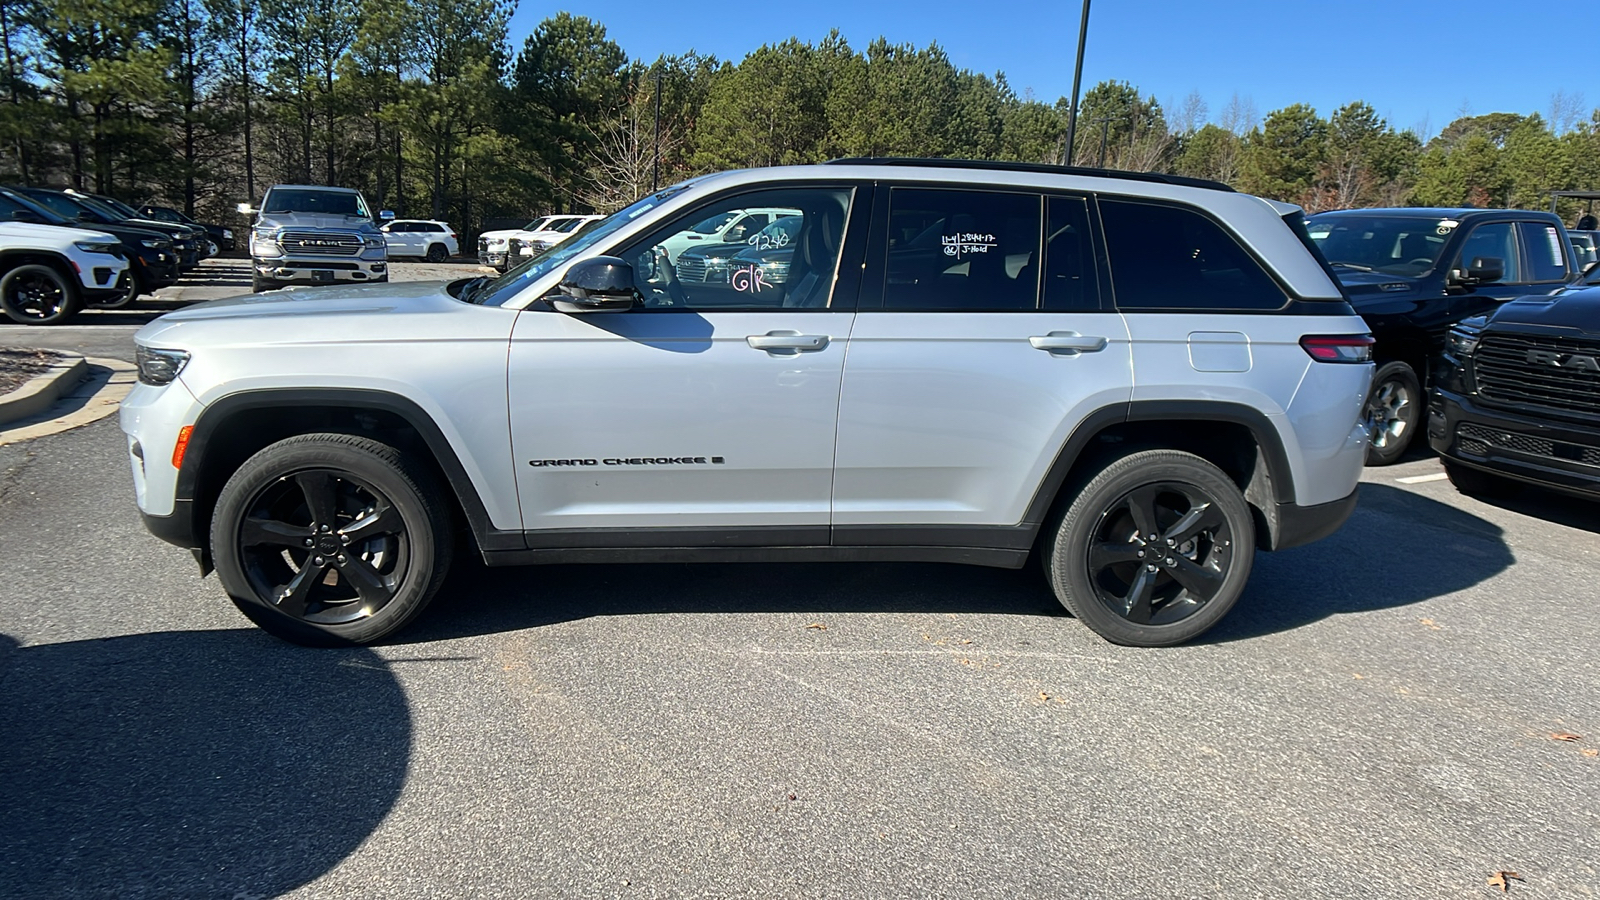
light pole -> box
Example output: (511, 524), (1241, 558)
(1062, 0), (1092, 166)
(651, 70), (663, 193)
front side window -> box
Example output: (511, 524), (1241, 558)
(883, 188), (1042, 311)
(1518, 222), (1567, 282)
(1102, 199), (1286, 311)
(1456, 222), (1522, 283)
(617, 188), (850, 310)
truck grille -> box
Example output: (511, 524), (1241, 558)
(1474, 333), (1600, 419)
(280, 231), (363, 256)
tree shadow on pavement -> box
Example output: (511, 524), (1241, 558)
(0, 629), (410, 898)
(1204, 482), (1514, 642)
(402, 483), (1514, 647)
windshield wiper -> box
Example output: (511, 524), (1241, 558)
(1330, 261), (1374, 271)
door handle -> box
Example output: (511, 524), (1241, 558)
(747, 330), (830, 353)
(1029, 331), (1108, 354)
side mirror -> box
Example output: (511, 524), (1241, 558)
(1467, 256), (1503, 284)
(1583, 261), (1599, 278)
(8, 209), (43, 224)
(379, 209), (395, 221)
(552, 256), (638, 313)
(236, 202), (257, 215)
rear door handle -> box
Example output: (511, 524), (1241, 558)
(747, 330), (830, 353)
(1029, 331), (1108, 354)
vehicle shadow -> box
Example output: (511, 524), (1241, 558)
(1458, 481), (1600, 535)
(0, 629), (411, 898)
(1204, 482), (1513, 642)
(400, 483), (1513, 645)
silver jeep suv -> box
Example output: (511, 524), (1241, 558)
(123, 159), (1373, 647)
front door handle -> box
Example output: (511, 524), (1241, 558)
(1029, 331), (1108, 354)
(747, 330), (830, 354)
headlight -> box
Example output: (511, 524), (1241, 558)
(487, 237), (507, 248)
(140, 238), (166, 248)
(365, 236), (385, 249)
(136, 346), (190, 386)
(1446, 328), (1480, 358)
(250, 231), (281, 257)
(74, 240), (119, 254)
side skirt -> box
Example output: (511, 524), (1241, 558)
(481, 545), (1029, 569)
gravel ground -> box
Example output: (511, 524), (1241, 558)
(0, 348), (60, 395)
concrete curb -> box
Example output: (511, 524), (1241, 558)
(0, 352), (89, 427)
(0, 357), (137, 446)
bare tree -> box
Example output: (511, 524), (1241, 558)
(585, 88), (678, 212)
(1220, 92), (1258, 136)
(1174, 90), (1207, 136)
(1549, 89), (1585, 135)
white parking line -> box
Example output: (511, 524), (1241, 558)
(1396, 472), (1449, 484)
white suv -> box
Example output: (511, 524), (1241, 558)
(122, 159), (1373, 648)
(0, 220), (131, 324)
(381, 220), (459, 262)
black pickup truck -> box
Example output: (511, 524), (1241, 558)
(1306, 208), (1574, 464)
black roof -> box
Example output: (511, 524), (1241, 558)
(823, 157), (1234, 193)
(1312, 206), (1563, 221)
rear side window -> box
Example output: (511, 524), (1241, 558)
(1100, 199), (1287, 311)
(1518, 222), (1567, 282)
(883, 188), (1041, 311)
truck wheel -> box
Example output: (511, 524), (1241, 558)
(1045, 449), (1255, 647)
(1363, 362), (1422, 466)
(0, 263), (81, 325)
(251, 274), (270, 293)
(1442, 460), (1513, 498)
(425, 243), (447, 263)
(210, 433), (454, 647)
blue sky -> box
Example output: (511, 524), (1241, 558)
(508, 1), (1587, 140)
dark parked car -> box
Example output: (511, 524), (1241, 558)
(138, 203), (234, 251)
(18, 187), (202, 272)
(1306, 208), (1574, 464)
(0, 185), (179, 307)
(72, 191), (210, 264)
(1430, 283), (1600, 498)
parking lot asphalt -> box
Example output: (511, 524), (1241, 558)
(2, 259), (1597, 898)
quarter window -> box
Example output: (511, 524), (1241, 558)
(1518, 222), (1567, 282)
(618, 188), (852, 310)
(1043, 196), (1101, 311)
(883, 188), (1041, 311)
(1100, 199), (1287, 311)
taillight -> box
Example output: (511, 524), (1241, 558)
(1300, 334), (1375, 363)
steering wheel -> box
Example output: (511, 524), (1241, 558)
(1407, 258), (1433, 267)
(640, 245), (688, 307)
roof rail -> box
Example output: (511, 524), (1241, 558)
(823, 157), (1234, 193)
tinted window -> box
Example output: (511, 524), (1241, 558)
(1043, 196), (1100, 311)
(620, 187), (852, 310)
(1101, 199), (1286, 310)
(427, 223), (446, 233)
(1456, 222), (1521, 283)
(883, 188), (1041, 311)
(1518, 222), (1567, 282)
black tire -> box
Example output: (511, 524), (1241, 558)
(425, 243), (447, 263)
(210, 433), (454, 647)
(1045, 449), (1255, 647)
(1442, 459), (1513, 498)
(1363, 361), (1423, 466)
(92, 268), (143, 309)
(0, 263), (81, 325)
(251, 273), (273, 293)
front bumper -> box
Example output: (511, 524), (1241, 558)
(478, 250), (508, 269)
(254, 257), (388, 286)
(1430, 388), (1600, 499)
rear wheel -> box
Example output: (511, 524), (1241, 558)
(1046, 450), (1255, 647)
(0, 263), (80, 325)
(425, 243), (447, 263)
(1363, 361), (1423, 466)
(210, 433), (454, 646)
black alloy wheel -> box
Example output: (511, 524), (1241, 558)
(0, 263), (80, 325)
(425, 243), (448, 263)
(1047, 449), (1255, 646)
(1363, 361), (1422, 466)
(211, 434), (453, 646)
(94, 268), (142, 309)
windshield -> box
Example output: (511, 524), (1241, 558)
(0, 190), (70, 225)
(522, 217), (553, 232)
(26, 191), (97, 221)
(263, 188), (370, 219)
(465, 189), (688, 307)
(1305, 214), (1455, 276)
(690, 211), (737, 235)
(550, 217), (588, 233)
(96, 196), (142, 218)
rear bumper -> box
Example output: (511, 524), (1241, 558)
(1271, 488), (1359, 550)
(1430, 387), (1600, 499)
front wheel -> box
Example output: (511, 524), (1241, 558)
(425, 243), (447, 263)
(0, 264), (81, 325)
(1045, 450), (1255, 647)
(210, 433), (454, 646)
(1363, 361), (1423, 466)
(1442, 459), (1513, 498)
(93, 268), (143, 309)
